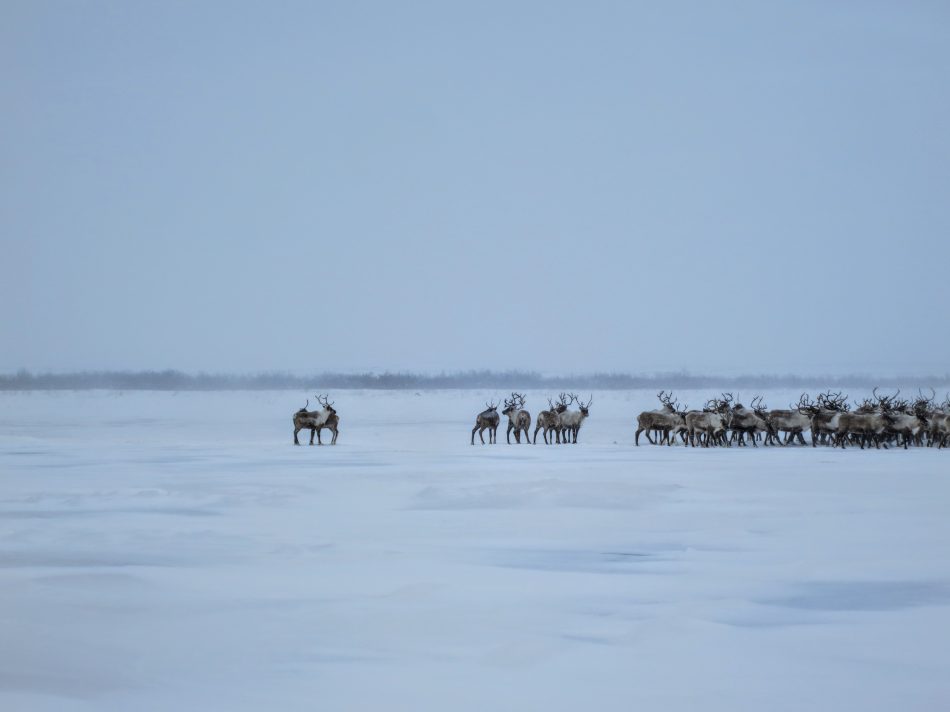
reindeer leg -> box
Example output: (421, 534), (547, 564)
(294, 427), (301, 445)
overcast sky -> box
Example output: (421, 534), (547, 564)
(2, 1), (948, 375)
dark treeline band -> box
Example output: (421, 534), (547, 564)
(2, 370), (948, 391)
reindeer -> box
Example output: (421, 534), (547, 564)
(809, 391), (849, 447)
(685, 396), (730, 447)
(765, 393), (813, 446)
(931, 394), (950, 448)
(502, 393), (532, 444)
(909, 389), (937, 447)
(881, 391), (924, 449)
(635, 391), (684, 446)
(471, 400), (500, 445)
(833, 389), (894, 449)
(534, 393), (569, 444)
(730, 396), (770, 447)
(558, 394), (592, 444)
(316, 412), (340, 445)
(292, 395), (337, 445)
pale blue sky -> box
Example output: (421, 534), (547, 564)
(2, 1), (948, 375)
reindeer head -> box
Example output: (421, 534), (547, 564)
(502, 392), (526, 415)
(573, 394), (593, 417)
(796, 393), (820, 416)
(555, 393), (571, 413)
(872, 387), (899, 414)
(316, 394), (336, 414)
(818, 391), (849, 412)
(657, 390), (677, 413)
(707, 392), (737, 412)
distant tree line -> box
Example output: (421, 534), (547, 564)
(1, 369), (948, 391)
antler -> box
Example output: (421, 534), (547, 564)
(796, 393), (819, 414)
(317, 394), (334, 408)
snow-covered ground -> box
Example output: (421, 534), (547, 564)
(2, 389), (949, 711)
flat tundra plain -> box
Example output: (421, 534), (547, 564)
(2, 389), (949, 712)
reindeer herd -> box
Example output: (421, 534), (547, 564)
(292, 388), (950, 450)
(635, 389), (950, 450)
(471, 392), (593, 445)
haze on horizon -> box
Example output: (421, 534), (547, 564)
(2, 1), (948, 377)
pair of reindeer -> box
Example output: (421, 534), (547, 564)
(293, 394), (340, 445)
(471, 392), (593, 445)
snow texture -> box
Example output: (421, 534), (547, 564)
(2, 390), (949, 711)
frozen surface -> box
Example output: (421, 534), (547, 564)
(1, 389), (949, 711)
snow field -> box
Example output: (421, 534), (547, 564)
(1, 389), (949, 711)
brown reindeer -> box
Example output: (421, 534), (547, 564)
(635, 391), (684, 445)
(502, 393), (531, 444)
(315, 412), (340, 445)
(534, 393), (569, 444)
(471, 400), (501, 445)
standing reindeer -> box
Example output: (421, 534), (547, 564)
(534, 394), (569, 444)
(635, 391), (683, 446)
(502, 393), (532, 444)
(471, 400), (501, 445)
(558, 393), (592, 444)
(729, 397), (770, 447)
(685, 396), (730, 447)
(809, 391), (849, 447)
(315, 412), (340, 445)
(293, 395), (337, 445)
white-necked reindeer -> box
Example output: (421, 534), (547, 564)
(471, 400), (500, 445)
(293, 394), (337, 445)
(502, 393), (531, 444)
(558, 393), (592, 444)
(533, 393), (570, 444)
